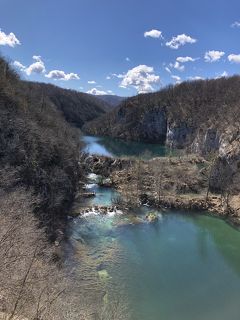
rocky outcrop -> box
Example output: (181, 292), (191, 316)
(139, 108), (167, 143)
(166, 122), (194, 148)
(191, 128), (221, 155)
(84, 154), (133, 176)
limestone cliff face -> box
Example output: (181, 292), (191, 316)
(138, 107), (167, 143)
(166, 122), (194, 148)
(191, 128), (221, 155)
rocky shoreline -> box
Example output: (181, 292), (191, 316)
(79, 154), (240, 227)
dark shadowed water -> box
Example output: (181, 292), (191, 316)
(68, 184), (240, 320)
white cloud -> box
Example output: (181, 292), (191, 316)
(165, 67), (171, 74)
(0, 29), (20, 47)
(88, 80), (96, 84)
(13, 60), (26, 71)
(215, 71), (228, 79)
(126, 57), (130, 61)
(204, 50), (225, 62)
(107, 90), (114, 94)
(188, 76), (204, 80)
(228, 53), (240, 63)
(120, 65), (160, 93)
(112, 73), (124, 78)
(106, 75), (111, 80)
(176, 56), (196, 63)
(220, 71), (228, 77)
(170, 61), (185, 72)
(14, 55), (46, 76)
(87, 88), (107, 95)
(14, 56), (80, 81)
(25, 56), (46, 75)
(231, 21), (240, 28)
(166, 34), (196, 49)
(45, 69), (79, 81)
(171, 75), (181, 84)
(144, 29), (163, 39)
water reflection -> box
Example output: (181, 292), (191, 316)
(82, 135), (170, 158)
(67, 179), (240, 319)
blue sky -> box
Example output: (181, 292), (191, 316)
(1, 0), (240, 96)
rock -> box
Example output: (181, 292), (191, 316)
(99, 178), (113, 187)
(82, 192), (96, 198)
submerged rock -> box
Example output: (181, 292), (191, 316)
(98, 269), (111, 281)
(146, 212), (159, 222)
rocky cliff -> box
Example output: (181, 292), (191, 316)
(83, 76), (240, 194)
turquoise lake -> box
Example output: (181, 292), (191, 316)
(67, 137), (240, 319)
(82, 135), (172, 158)
(68, 183), (240, 320)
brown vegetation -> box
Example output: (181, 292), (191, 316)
(0, 56), (86, 230)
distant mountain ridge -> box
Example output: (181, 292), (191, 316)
(95, 94), (126, 108)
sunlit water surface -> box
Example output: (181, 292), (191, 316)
(66, 183), (240, 320)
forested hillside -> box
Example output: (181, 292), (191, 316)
(84, 76), (240, 153)
(22, 81), (109, 128)
(0, 56), (85, 231)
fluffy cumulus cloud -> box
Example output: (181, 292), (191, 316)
(228, 54), (240, 63)
(13, 61), (26, 71)
(144, 29), (163, 39)
(204, 50), (225, 62)
(166, 34), (196, 49)
(0, 29), (20, 47)
(87, 88), (107, 95)
(120, 65), (160, 93)
(13, 55), (80, 81)
(176, 56), (196, 63)
(45, 70), (79, 81)
(25, 56), (46, 75)
(14, 56), (46, 76)
(231, 21), (240, 28)
(171, 75), (181, 84)
(88, 80), (96, 84)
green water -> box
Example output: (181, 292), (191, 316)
(68, 185), (240, 320)
(82, 135), (172, 158)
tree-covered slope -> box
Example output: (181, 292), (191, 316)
(95, 94), (126, 108)
(83, 76), (240, 153)
(0, 56), (84, 226)
(22, 81), (110, 128)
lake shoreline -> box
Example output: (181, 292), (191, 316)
(81, 153), (240, 228)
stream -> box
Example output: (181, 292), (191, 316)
(65, 136), (240, 320)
